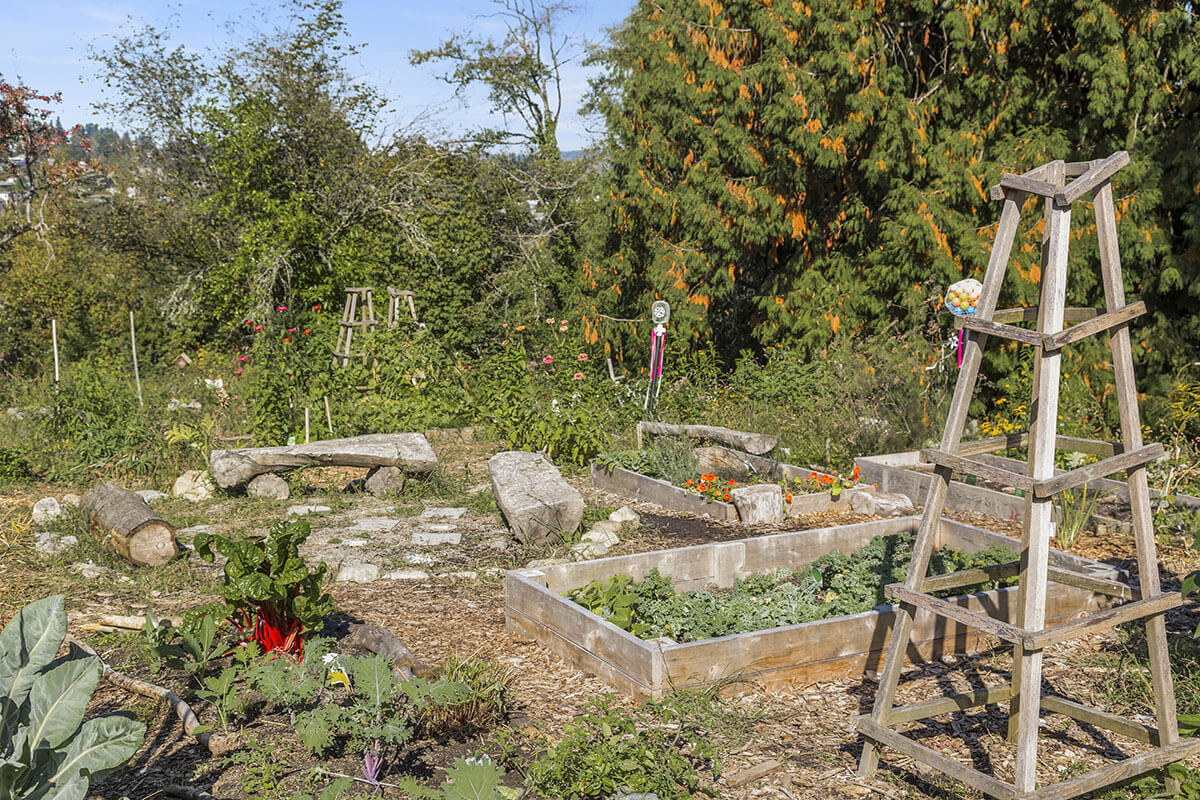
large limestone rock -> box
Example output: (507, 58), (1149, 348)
(488, 451), (584, 544)
(364, 466), (402, 496)
(173, 470), (215, 502)
(248, 473), (290, 500)
(209, 433), (437, 490)
(31, 497), (63, 525)
(850, 490), (915, 518)
(730, 484), (784, 525)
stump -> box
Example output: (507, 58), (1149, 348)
(82, 484), (180, 566)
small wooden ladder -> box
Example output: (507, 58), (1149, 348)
(855, 152), (1200, 799)
(333, 287), (378, 367)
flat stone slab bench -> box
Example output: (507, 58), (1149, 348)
(209, 433), (438, 489)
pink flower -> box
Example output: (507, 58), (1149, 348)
(276, 305), (288, 312)
(253, 325), (263, 331)
(287, 327), (297, 332)
(238, 356), (248, 362)
(287, 371), (294, 376)
(244, 320), (254, 325)
(542, 355), (554, 364)
(234, 369), (243, 375)
(558, 325), (567, 332)
(560, 318), (568, 324)
(573, 372), (584, 380)
(577, 353), (589, 361)
(546, 317), (555, 324)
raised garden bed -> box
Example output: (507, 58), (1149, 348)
(856, 449), (1200, 532)
(590, 451), (869, 522)
(505, 515), (1122, 699)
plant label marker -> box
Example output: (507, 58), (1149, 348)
(643, 300), (670, 419)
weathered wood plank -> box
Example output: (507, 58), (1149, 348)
(1025, 593), (1182, 650)
(1022, 739), (1200, 800)
(857, 718), (1017, 799)
(990, 307), (1099, 324)
(1042, 301), (1145, 350)
(989, 172), (1060, 200)
(505, 572), (659, 688)
(1040, 695), (1157, 745)
(920, 561), (1021, 593)
(921, 449), (1036, 492)
(885, 584), (1027, 645)
(636, 421), (778, 455)
(861, 189), (1026, 778)
(590, 462), (739, 521)
(1044, 566), (1137, 601)
(884, 684), (1014, 726)
(960, 316), (1046, 346)
(1095, 178), (1181, 756)
(1032, 444), (1164, 498)
(1055, 151), (1130, 206)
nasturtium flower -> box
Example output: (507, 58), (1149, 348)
(312, 304), (322, 311)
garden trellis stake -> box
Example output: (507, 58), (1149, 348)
(644, 300), (670, 419)
(856, 152), (1200, 798)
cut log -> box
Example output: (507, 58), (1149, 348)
(637, 421), (778, 456)
(81, 484), (179, 567)
(208, 433), (438, 489)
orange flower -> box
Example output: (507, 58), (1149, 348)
(684, 479), (694, 487)
(808, 471), (818, 481)
(785, 493), (793, 503)
(698, 483), (709, 491)
(728, 480), (736, 487)
(701, 473), (716, 482)
(819, 475), (835, 485)
(723, 493), (731, 501)
(852, 465), (861, 476)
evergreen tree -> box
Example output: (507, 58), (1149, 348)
(588, 0), (1200, 383)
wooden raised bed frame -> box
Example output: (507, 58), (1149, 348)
(505, 516), (1121, 699)
(590, 451), (869, 522)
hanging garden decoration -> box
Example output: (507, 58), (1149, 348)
(944, 278), (982, 367)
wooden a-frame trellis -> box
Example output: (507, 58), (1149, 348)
(855, 152), (1200, 799)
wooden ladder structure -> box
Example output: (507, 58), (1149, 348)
(856, 152), (1200, 799)
(333, 287), (378, 367)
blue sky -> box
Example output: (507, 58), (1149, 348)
(0, 0), (633, 151)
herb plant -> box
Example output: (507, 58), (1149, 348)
(195, 520), (334, 656)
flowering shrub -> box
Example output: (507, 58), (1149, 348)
(682, 474), (737, 503)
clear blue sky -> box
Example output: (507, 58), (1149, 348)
(0, 0), (633, 151)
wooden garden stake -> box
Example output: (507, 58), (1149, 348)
(324, 395), (334, 434)
(304, 407), (310, 444)
(130, 311), (143, 406)
(51, 318), (59, 382)
(855, 153), (1197, 799)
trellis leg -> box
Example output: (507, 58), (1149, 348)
(858, 191), (1026, 777)
(1012, 184), (1071, 795)
(1009, 160), (1065, 743)
(1094, 181), (1180, 785)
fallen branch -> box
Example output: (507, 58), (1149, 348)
(66, 634), (240, 755)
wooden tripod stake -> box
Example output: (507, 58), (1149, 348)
(856, 152), (1198, 799)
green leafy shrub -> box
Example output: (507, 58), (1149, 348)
(594, 436), (698, 486)
(194, 520), (334, 655)
(0, 595), (145, 800)
(569, 533), (1018, 642)
(399, 755), (512, 800)
(0, 447), (32, 482)
(525, 694), (717, 800)
(477, 341), (622, 466)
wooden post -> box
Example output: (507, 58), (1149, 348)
(304, 408), (310, 444)
(323, 396), (334, 434)
(51, 318), (60, 382)
(130, 311), (144, 407)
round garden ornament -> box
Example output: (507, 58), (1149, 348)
(944, 278), (983, 366)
